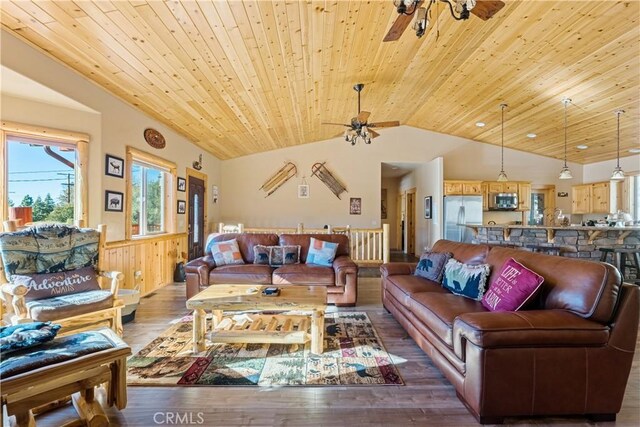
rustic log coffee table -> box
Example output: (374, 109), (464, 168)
(186, 285), (327, 355)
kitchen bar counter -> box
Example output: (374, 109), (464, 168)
(463, 224), (640, 260)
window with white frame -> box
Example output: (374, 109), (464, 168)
(126, 147), (176, 239)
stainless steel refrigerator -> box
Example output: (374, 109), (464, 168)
(443, 196), (483, 243)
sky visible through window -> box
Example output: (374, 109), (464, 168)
(8, 139), (75, 206)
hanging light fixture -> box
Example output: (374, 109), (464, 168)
(611, 109), (625, 180)
(558, 97), (573, 180)
(496, 103), (508, 182)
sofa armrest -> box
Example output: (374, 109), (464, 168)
(453, 310), (610, 361)
(333, 255), (357, 286)
(99, 270), (124, 296)
(380, 262), (417, 278)
(185, 255), (216, 299)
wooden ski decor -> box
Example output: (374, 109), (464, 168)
(311, 162), (347, 199)
(260, 162), (297, 197)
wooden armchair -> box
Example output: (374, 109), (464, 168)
(0, 224), (124, 336)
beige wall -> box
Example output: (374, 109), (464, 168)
(220, 126), (467, 230)
(1, 31), (222, 242)
(583, 155), (640, 183)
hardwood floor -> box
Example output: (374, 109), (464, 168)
(26, 278), (640, 427)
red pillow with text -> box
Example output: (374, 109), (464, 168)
(482, 258), (544, 312)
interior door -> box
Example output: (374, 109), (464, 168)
(188, 176), (205, 260)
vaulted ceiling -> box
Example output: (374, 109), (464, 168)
(1, 1), (638, 162)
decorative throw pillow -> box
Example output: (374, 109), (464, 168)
(414, 252), (452, 282)
(210, 239), (244, 266)
(442, 259), (491, 301)
(0, 322), (61, 353)
(269, 245), (301, 266)
(12, 266), (101, 302)
(306, 238), (339, 267)
(253, 245), (271, 265)
(482, 258), (545, 312)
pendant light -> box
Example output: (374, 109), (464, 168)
(558, 97), (573, 180)
(496, 103), (508, 182)
(610, 109), (625, 180)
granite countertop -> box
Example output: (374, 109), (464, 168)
(463, 224), (640, 231)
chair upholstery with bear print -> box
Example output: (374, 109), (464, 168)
(0, 224), (124, 336)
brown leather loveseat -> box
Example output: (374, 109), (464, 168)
(381, 239), (639, 423)
(186, 233), (357, 306)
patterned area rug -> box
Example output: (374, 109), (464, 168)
(127, 312), (403, 386)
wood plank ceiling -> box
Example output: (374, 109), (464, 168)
(1, 1), (638, 162)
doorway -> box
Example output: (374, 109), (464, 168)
(529, 185), (556, 225)
(405, 188), (416, 255)
(186, 169), (208, 260)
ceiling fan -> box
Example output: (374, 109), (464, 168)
(323, 83), (400, 145)
(384, 0), (505, 42)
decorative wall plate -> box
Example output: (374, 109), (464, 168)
(144, 128), (166, 149)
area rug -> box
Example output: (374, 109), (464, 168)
(127, 312), (403, 386)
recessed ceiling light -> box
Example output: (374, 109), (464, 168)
(576, 144), (589, 150)
(526, 133), (537, 139)
(629, 148), (640, 154)
(475, 121), (486, 127)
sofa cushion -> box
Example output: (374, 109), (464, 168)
(409, 292), (486, 347)
(26, 290), (114, 322)
(207, 233), (279, 264)
(0, 322), (61, 353)
(432, 239), (490, 265)
(306, 238), (339, 267)
(210, 239), (244, 266)
(279, 234), (350, 263)
(253, 245), (301, 266)
(482, 258), (544, 312)
(442, 259), (490, 301)
(415, 252), (452, 282)
(485, 246), (621, 324)
(385, 275), (446, 306)
(13, 266), (101, 302)
(209, 264), (273, 284)
(272, 264), (335, 285)
(253, 245), (270, 265)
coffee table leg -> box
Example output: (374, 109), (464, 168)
(193, 309), (206, 353)
(311, 309), (324, 354)
(212, 310), (223, 330)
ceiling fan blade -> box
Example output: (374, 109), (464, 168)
(369, 121), (400, 128)
(357, 111), (371, 123)
(383, 0), (424, 42)
(322, 122), (352, 127)
(369, 129), (381, 139)
(470, 0), (505, 21)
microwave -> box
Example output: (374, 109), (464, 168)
(488, 192), (518, 211)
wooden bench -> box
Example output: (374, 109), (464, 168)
(1, 328), (130, 427)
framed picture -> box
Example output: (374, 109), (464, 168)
(349, 197), (362, 215)
(177, 200), (186, 214)
(105, 154), (124, 178)
(177, 177), (186, 192)
(105, 191), (124, 212)
(424, 196), (432, 219)
(298, 184), (309, 198)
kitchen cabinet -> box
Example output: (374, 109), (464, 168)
(591, 182), (610, 214)
(571, 181), (619, 214)
(443, 180), (482, 196)
(504, 182), (519, 193)
(488, 182), (504, 193)
(518, 183), (531, 211)
(481, 182), (488, 211)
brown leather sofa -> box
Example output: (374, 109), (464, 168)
(186, 233), (357, 306)
(381, 239), (639, 424)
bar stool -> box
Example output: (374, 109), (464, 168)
(598, 247), (640, 284)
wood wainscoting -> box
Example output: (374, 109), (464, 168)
(103, 233), (187, 296)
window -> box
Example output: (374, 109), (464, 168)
(1, 121), (89, 226)
(131, 162), (167, 236)
(126, 147), (176, 239)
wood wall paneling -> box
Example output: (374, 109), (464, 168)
(1, 1), (637, 163)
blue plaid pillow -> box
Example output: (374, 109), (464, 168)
(306, 238), (338, 267)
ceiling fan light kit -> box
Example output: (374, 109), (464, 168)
(324, 83), (400, 146)
(385, 0), (505, 42)
(558, 98), (573, 180)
